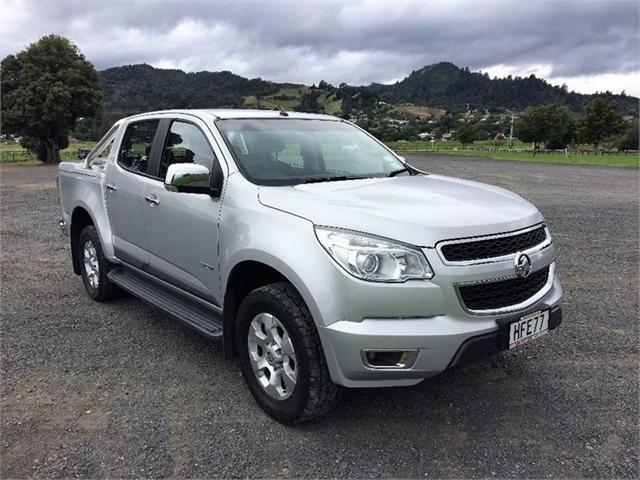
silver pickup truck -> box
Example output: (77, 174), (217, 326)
(57, 109), (562, 423)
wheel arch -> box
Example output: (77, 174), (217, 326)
(70, 206), (97, 275)
(222, 257), (318, 359)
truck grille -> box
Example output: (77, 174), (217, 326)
(440, 226), (547, 262)
(458, 266), (550, 311)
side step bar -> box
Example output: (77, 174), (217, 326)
(108, 266), (223, 338)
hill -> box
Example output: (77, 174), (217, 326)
(96, 62), (638, 133)
(369, 62), (637, 115)
(100, 63), (281, 114)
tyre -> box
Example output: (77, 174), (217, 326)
(78, 225), (117, 302)
(236, 282), (340, 423)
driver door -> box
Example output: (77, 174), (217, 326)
(142, 118), (224, 305)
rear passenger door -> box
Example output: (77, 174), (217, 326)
(142, 118), (224, 305)
(104, 119), (164, 268)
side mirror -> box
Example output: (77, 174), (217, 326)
(164, 163), (213, 194)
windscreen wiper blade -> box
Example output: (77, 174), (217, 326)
(387, 167), (410, 177)
(302, 175), (350, 184)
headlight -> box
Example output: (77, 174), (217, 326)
(314, 227), (434, 282)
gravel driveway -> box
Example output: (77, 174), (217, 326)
(1, 155), (638, 479)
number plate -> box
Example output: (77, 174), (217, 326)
(508, 310), (549, 349)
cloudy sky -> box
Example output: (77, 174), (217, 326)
(2, 0), (639, 95)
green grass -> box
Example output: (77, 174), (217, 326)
(243, 86), (310, 110)
(242, 87), (342, 114)
(2, 138), (636, 168)
(386, 139), (530, 150)
(386, 140), (639, 168)
(0, 141), (96, 163)
(392, 105), (447, 119)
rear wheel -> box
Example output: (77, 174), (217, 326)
(79, 225), (116, 302)
(236, 282), (340, 423)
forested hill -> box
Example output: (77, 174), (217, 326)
(368, 62), (637, 114)
(100, 63), (282, 112)
(99, 62), (638, 120)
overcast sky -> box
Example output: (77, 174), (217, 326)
(2, 0), (639, 96)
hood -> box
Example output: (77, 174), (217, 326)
(258, 174), (543, 247)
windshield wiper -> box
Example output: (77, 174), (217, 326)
(387, 167), (410, 177)
(302, 175), (350, 184)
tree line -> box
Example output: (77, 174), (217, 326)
(513, 100), (638, 152)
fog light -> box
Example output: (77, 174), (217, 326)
(361, 349), (418, 369)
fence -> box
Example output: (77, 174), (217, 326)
(0, 150), (90, 162)
(393, 147), (640, 155)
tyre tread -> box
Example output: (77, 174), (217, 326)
(79, 225), (117, 302)
(238, 282), (340, 423)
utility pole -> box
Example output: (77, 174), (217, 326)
(508, 113), (515, 148)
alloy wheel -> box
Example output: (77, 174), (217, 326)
(247, 312), (297, 400)
(83, 239), (100, 289)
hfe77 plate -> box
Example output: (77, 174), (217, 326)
(509, 309), (549, 349)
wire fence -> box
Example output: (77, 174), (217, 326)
(393, 147), (640, 156)
(0, 149), (93, 162)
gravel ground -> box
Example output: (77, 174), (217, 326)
(1, 156), (638, 479)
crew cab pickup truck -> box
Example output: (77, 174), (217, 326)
(57, 109), (562, 423)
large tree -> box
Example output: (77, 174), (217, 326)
(577, 97), (624, 148)
(1, 35), (102, 163)
(515, 104), (576, 152)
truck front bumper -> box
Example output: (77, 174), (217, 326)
(317, 278), (563, 388)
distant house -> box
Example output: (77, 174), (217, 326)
(442, 132), (453, 140)
(418, 132), (436, 140)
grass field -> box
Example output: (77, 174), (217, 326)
(386, 140), (639, 167)
(392, 105), (447, 118)
(386, 139), (529, 150)
(243, 87), (343, 115)
(1, 139), (636, 168)
(0, 141), (95, 163)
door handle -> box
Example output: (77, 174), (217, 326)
(106, 183), (117, 192)
(144, 194), (159, 206)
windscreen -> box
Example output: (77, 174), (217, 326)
(217, 119), (406, 185)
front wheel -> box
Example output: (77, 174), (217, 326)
(236, 282), (340, 423)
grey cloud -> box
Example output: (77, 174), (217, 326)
(1, 0), (638, 91)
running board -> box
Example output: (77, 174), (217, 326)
(108, 266), (223, 338)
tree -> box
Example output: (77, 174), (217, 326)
(515, 104), (576, 153)
(1, 35), (102, 163)
(456, 122), (475, 145)
(577, 98), (624, 148)
(299, 90), (321, 113)
(616, 119), (639, 151)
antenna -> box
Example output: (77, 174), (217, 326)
(276, 105), (289, 117)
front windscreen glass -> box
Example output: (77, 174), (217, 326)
(217, 119), (406, 185)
